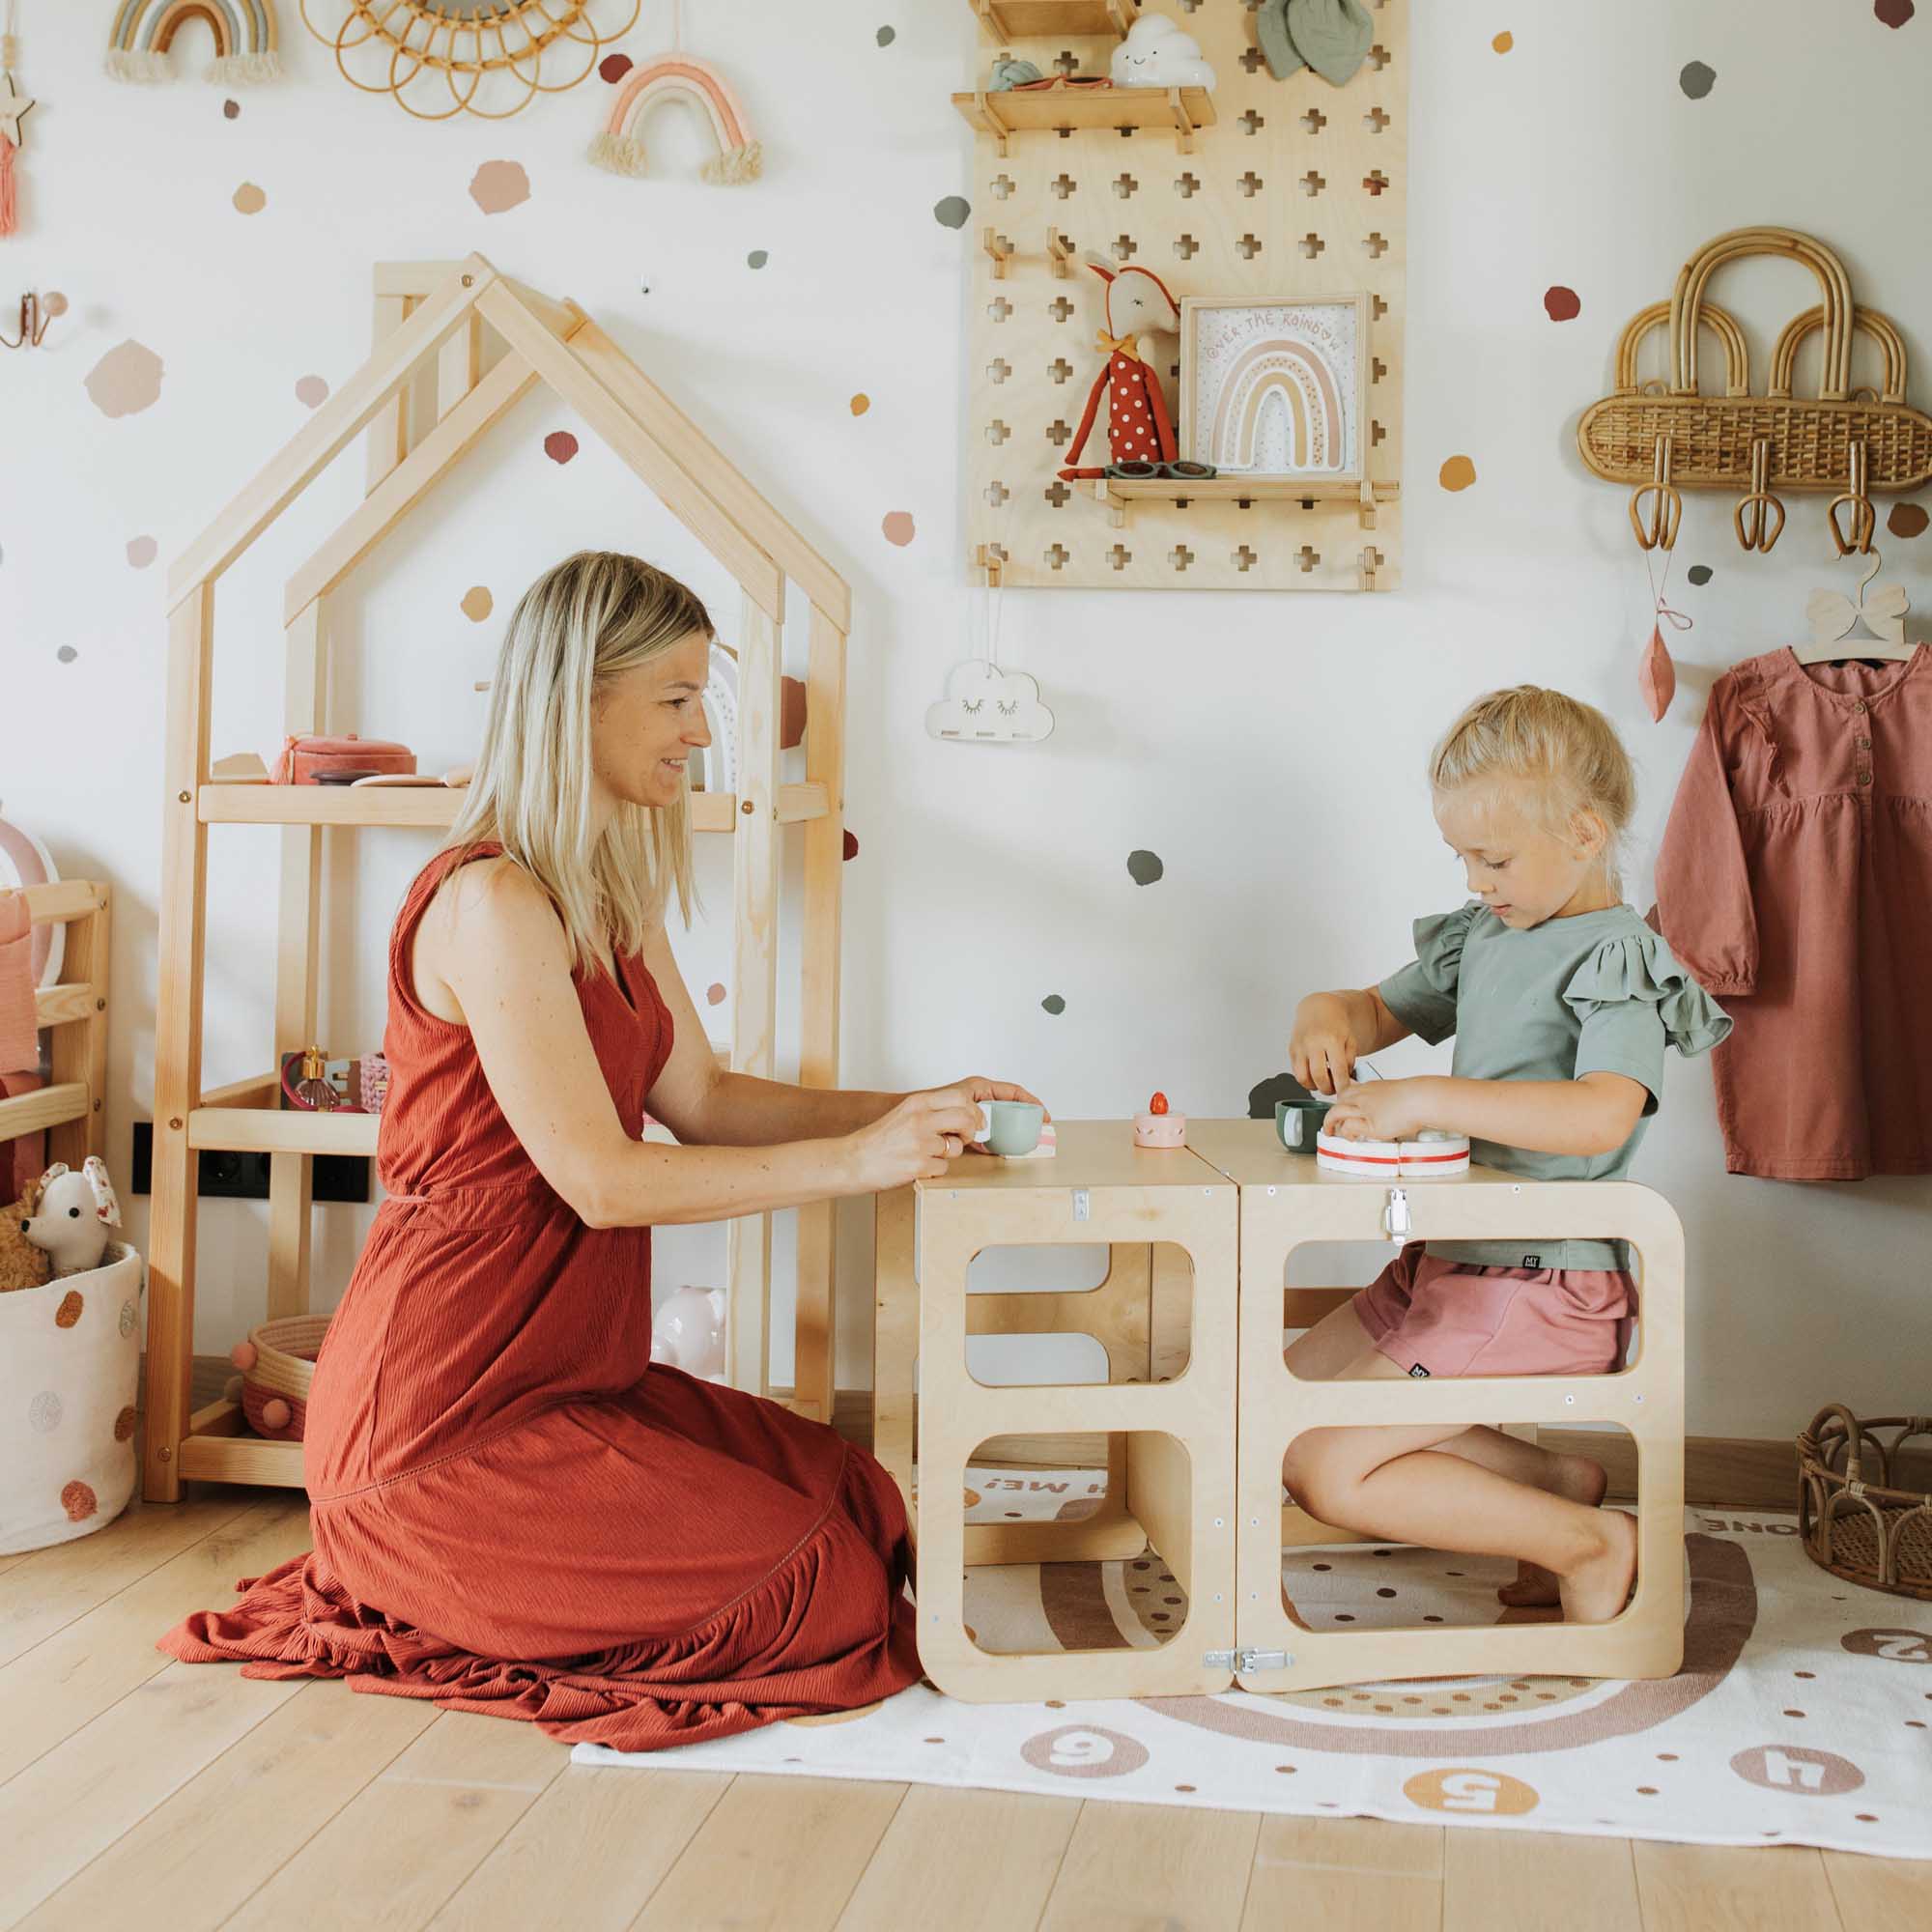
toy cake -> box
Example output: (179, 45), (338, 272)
(1316, 1126), (1470, 1178)
(1133, 1091), (1186, 1150)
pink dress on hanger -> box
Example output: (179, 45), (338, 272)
(1655, 645), (1932, 1179)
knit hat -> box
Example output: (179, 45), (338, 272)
(1257, 0), (1375, 89)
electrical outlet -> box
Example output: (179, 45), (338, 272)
(129, 1122), (371, 1204)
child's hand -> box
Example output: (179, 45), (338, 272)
(1324, 1076), (1439, 1143)
(1289, 994), (1359, 1096)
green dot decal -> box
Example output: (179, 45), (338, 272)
(1679, 61), (1716, 99)
(1041, 994), (1066, 1015)
(747, 249), (769, 270)
(933, 195), (972, 230)
(877, 25), (896, 46)
(1126, 849), (1164, 886)
(1687, 564), (1714, 585)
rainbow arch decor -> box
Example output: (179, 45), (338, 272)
(1179, 295), (1370, 484)
(106, 0), (282, 85)
(590, 53), (762, 185)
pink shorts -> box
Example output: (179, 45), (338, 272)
(1353, 1243), (1635, 1379)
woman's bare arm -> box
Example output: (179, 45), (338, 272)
(424, 860), (981, 1228)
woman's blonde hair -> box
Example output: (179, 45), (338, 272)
(1430, 686), (1636, 883)
(447, 550), (711, 977)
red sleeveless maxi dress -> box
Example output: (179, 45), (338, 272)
(157, 843), (922, 1749)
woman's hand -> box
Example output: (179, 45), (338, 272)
(1290, 994), (1360, 1097)
(946, 1074), (1051, 1149)
(841, 1085), (992, 1191)
(1323, 1075), (1442, 1144)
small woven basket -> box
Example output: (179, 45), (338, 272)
(1797, 1404), (1932, 1602)
(238, 1315), (328, 1442)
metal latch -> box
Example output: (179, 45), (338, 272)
(1205, 1647), (1291, 1673)
(1071, 1188), (1090, 1223)
(1381, 1185), (1410, 1242)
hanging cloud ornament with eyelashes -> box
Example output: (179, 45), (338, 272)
(925, 661), (1055, 745)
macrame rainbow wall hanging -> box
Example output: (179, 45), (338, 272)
(106, 0), (281, 86)
(590, 54), (761, 185)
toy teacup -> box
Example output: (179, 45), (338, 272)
(1275, 1096), (1331, 1151)
(979, 1100), (1044, 1156)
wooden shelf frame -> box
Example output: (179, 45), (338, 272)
(0, 879), (111, 1169)
(972, 0), (1138, 40)
(952, 83), (1215, 156)
(147, 256), (854, 1501)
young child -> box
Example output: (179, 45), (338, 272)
(1285, 686), (1729, 1623)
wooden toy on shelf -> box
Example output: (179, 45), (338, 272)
(146, 255), (853, 1502)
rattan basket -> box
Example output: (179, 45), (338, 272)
(1797, 1404), (1932, 1602)
(234, 1315), (328, 1443)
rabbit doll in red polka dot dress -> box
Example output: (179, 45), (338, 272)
(1058, 256), (1190, 481)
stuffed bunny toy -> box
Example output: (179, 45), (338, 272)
(21, 1156), (122, 1278)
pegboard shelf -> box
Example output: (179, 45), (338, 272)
(952, 83), (1215, 156)
(971, 0), (1137, 38)
(1092, 476), (1400, 529)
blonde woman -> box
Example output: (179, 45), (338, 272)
(162, 553), (1042, 1749)
(1285, 687), (1729, 1624)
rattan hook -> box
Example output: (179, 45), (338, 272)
(1629, 437), (1683, 551)
(1828, 439), (1877, 556)
(1733, 438), (1786, 554)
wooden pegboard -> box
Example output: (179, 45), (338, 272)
(963, 0), (1408, 592)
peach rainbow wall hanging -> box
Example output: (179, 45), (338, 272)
(105, 0), (282, 85)
(589, 1), (760, 185)
(0, 4), (36, 238)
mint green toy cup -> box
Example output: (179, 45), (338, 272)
(981, 1100), (1044, 1155)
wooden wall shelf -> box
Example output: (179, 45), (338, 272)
(952, 83), (1214, 155)
(972, 0), (1137, 39)
(1092, 476), (1400, 529)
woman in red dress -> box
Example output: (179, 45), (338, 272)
(159, 552), (1040, 1750)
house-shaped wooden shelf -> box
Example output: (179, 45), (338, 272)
(971, 0), (1139, 39)
(952, 82), (1215, 155)
(148, 255), (852, 1499)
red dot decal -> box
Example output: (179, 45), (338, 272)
(1544, 285), (1580, 322)
(842, 829), (860, 862)
(600, 52), (634, 81)
(1876, 0), (1915, 27)
(544, 431), (579, 465)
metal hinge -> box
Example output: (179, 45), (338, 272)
(1071, 1188), (1090, 1222)
(1205, 1647), (1290, 1673)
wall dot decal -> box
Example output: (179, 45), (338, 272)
(705, 982), (726, 1006)
(233, 182), (267, 214)
(126, 536), (157, 570)
(842, 829), (860, 862)
(1876, 0), (1915, 26)
(1688, 563), (1715, 584)
(1888, 501), (1928, 539)
(1438, 454), (1478, 492)
(1492, 30), (1513, 52)
(222, 98), (241, 119)
(882, 511), (916, 547)
(933, 195), (972, 230)
(295, 375), (329, 409)
(599, 52), (633, 81)
(850, 393), (870, 416)
(747, 249), (769, 270)
(469, 160), (531, 215)
(460, 586), (494, 622)
(781, 675), (809, 750)
(1679, 60), (1717, 99)
(877, 25), (896, 46)
(56, 646), (77, 665)
(85, 340), (165, 418)
(1041, 994), (1066, 1015)
(1544, 285), (1580, 322)
(1126, 849), (1164, 886)
(544, 430), (580, 464)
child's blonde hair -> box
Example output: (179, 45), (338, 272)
(448, 550), (711, 977)
(1430, 686), (1636, 883)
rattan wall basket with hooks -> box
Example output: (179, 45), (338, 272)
(1578, 227), (1932, 556)
(1797, 1404), (1932, 1602)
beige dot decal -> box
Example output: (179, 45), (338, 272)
(882, 511), (916, 547)
(1404, 1768), (1540, 1815)
(85, 341), (165, 419)
(705, 982), (726, 1006)
(114, 1406), (138, 1442)
(55, 1291), (84, 1329)
(61, 1481), (98, 1523)
(461, 586), (495, 623)
(1492, 30), (1514, 52)
(126, 536), (158, 570)
(850, 393), (870, 416)
(469, 160), (531, 215)
(233, 183), (267, 215)
(1439, 454), (1478, 492)
(295, 374), (329, 409)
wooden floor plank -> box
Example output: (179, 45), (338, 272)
(0, 1492), (264, 1668)
(16, 1679), (434, 1931)
(1445, 1829), (1640, 1932)
(1633, 1841), (1845, 1932)
(1039, 1800), (1263, 1932)
(0, 1497), (315, 1785)
(425, 1766), (732, 1932)
(1245, 1815), (1443, 1931)
(223, 1710), (569, 1932)
(837, 1785), (1081, 1932)
(0, 1660), (308, 1928)
(1822, 1850), (1932, 1928)
(632, 1776), (907, 1932)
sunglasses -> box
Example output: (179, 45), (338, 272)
(1106, 459), (1219, 481)
(1011, 73), (1114, 91)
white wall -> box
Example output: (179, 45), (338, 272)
(2, 1), (1926, 1435)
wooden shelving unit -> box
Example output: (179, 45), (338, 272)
(1091, 475), (1399, 526)
(952, 83), (1215, 155)
(0, 880), (110, 1173)
(971, 0), (1137, 39)
(147, 256), (856, 1502)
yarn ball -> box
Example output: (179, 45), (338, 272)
(261, 1398), (292, 1431)
(229, 1340), (258, 1371)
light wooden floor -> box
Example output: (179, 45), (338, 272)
(1, 1490), (1927, 1932)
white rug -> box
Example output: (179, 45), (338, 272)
(577, 1489), (1932, 1859)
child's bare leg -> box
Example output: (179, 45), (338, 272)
(1283, 1299), (1379, 1381)
(1437, 1428), (1609, 1605)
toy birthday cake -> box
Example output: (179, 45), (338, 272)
(1133, 1092), (1186, 1149)
(1315, 1126), (1470, 1178)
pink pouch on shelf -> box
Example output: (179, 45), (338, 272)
(269, 734), (416, 785)
(0, 1069), (46, 1197)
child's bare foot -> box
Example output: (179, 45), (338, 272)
(1558, 1508), (1638, 1624)
(1497, 1454), (1608, 1606)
